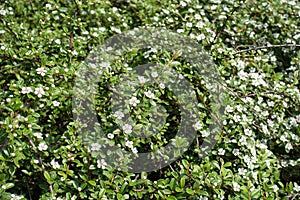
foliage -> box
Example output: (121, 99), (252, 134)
(0, 0), (299, 199)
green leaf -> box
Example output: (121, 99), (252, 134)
(44, 171), (51, 182)
(180, 177), (186, 188)
(88, 180), (97, 186)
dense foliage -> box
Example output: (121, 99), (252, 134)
(0, 0), (299, 199)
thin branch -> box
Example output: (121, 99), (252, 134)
(69, 0), (80, 63)
(210, 5), (239, 47)
(26, 136), (54, 195)
(234, 44), (300, 54)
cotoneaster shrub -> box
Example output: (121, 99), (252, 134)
(0, 0), (299, 199)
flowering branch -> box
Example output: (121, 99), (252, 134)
(26, 136), (54, 195)
(234, 44), (300, 54)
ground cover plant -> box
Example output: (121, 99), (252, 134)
(0, 0), (299, 199)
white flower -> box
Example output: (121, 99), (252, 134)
(125, 140), (134, 148)
(34, 87), (45, 98)
(129, 97), (140, 107)
(244, 128), (252, 136)
(45, 3), (52, 9)
(232, 149), (240, 156)
(238, 168), (247, 176)
(11, 194), (24, 200)
(262, 124), (269, 134)
(138, 76), (147, 84)
(122, 124), (132, 134)
(21, 87), (32, 94)
(97, 159), (107, 169)
(38, 142), (48, 151)
(233, 114), (240, 122)
(107, 133), (114, 139)
(51, 159), (60, 169)
(132, 147), (138, 154)
(193, 121), (202, 130)
(239, 136), (247, 146)
(243, 155), (251, 164)
(91, 143), (101, 151)
(233, 182), (240, 191)
(294, 183), (300, 192)
(151, 72), (158, 78)
(114, 111), (124, 120)
(225, 105), (234, 113)
(159, 83), (165, 89)
(196, 34), (206, 41)
(272, 185), (279, 193)
(0, 9), (7, 16)
(201, 130), (210, 137)
(33, 132), (43, 139)
(52, 100), (60, 107)
(285, 143), (293, 150)
(237, 71), (248, 80)
(54, 39), (61, 44)
(36, 67), (47, 76)
(218, 148), (225, 155)
(144, 90), (155, 99)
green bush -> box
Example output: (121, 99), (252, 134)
(0, 0), (299, 199)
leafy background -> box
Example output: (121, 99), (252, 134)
(0, 0), (299, 199)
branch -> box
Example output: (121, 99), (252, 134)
(287, 193), (300, 200)
(234, 44), (300, 54)
(26, 136), (54, 195)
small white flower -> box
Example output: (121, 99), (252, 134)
(159, 83), (165, 89)
(125, 140), (134, 148)
(238, 168), (247, 176)
(272, 185), (279, 193)
(138, 76), (147, 84)
(0, 9), (7, 16)
(34, 87), (45, 98)
(107, 133), (114, 139)
(132, 147), (138, 154)
(232, 149), (240, 156)
(33, 132), (43, 139)
(129, 96), (140, 107)
(91, 143), (101, 151)
(294, 183), (300, 192)
(51, 159), (60, 169)
(97, 159), (107, 169)
(114, 111), (124, 120)
(45, 4), (52, 9)
(233, 182), (240, 191)
(36, 67), (47, 76)
(201, 130), (210, 137)
(193, 121), (202, 130)
(144, 90), (155, 99)
(244, 128), (252, 136)
(38, 142), (48, 151)
(225, 105), (234, 113)
(218, 148), (225, 155)
(285, 143), (293, 150)
(52, 100), (60, 107)
(11, 194), (24, 200)
(54, 39), (61, 44)
(239, 136), (247, 146)
(122, 124), (132, 134)
(151, 71), (158, 78)
(21, 87), (32, 94)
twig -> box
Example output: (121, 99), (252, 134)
(287, 193), (300, 200)
(26, 177), (33, 200)
(26, 136), (54, 195)
(210, 5), (240, 47)
(69, 0), (80, 63)
(234, 44), (300, 54)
